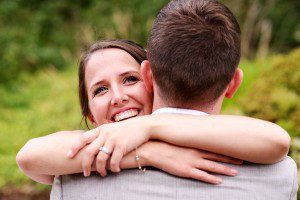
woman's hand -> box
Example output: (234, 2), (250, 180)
(138, 141), (242, 184)
(67, 124), (242, 184)
(68, 117), (152, 177)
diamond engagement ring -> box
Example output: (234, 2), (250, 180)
(99, 146), (111, 155)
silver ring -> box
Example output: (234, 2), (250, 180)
(99, 146), (110, 155)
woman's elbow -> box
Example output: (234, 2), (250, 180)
(276, 131), (291, 157)
(268, 130), (291, 164)
(16, 139), (38, 172)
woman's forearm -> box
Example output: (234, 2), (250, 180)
(146, 114), (290, 164)
(16, 130), (147, 182)
(16, 131), (241, 185)
(16, 131), (86, 181)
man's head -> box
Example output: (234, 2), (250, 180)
(141, 0), (242, 111)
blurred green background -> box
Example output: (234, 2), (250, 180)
(0, 0), (299, 199)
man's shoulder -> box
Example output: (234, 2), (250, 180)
(265, 156), (297, 169)
(233, 156), (298, 191)
(278, 156), (297, 170)
(238, 156), (297, 175)
(275, 156), (298, 183)
(51, 157), (298, 200)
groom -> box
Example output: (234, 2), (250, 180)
(51, 0), (298, 199)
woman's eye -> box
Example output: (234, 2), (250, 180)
(94, 86), (108, 96)
(124, 76), (139, 84)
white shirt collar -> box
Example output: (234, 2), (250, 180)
(152, 107), (208, 116)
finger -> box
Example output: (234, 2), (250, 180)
(87, 126), (102, 138)
(196, 159), (238, 176)
(109, 145), (126, 173)
(202, 152), (243, 165)
(96, 142), (114, 177)
(67, 129), (100, 158)
(189, 168), (222, 185)
(83, 128), (100, 142)
(82, 136), (105, 177)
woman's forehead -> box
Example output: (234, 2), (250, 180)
(85, 48), (141, 87)
(87, 49), (139, 69)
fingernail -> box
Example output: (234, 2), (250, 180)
(101, 171), (107, 177)
(113, 168), (120, 173)
(67, 150), (73, 158)
(215, 178), (222, 184)
(83, 170), (90, 177)
(230, 169), (238, 175)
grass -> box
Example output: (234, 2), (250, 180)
(0, 65), (82, 189)
(222, 58), (274, 114)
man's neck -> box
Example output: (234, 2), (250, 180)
(152, 91), (224, 114)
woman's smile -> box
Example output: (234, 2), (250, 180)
(112, 108), (139, 122)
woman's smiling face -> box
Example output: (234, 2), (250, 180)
(85, 48), (153, 126)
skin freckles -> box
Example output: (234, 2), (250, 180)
(84, 48), (153, 126)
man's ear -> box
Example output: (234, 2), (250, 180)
(141, 60), (154, 93)
(87, 114), (98, 127)
(225, 68), (243, 99)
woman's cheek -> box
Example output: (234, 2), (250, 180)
(137, 84), (153, 114)
(89, 97), (109, 125)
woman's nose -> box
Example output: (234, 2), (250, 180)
(110, 88), (129, 106)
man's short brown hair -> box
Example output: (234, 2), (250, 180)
(147, 0), (241, 106)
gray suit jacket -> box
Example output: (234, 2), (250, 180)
(51, 157), (298, 200)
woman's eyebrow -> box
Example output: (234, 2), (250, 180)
(119, 70), (140, 76)
(90, 80), (105, 92)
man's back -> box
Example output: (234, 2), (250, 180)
(51, 156), (298, 200)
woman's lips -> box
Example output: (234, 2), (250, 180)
(113, 109), (139, 122)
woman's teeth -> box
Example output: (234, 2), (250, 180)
(114, 109), (139, 122)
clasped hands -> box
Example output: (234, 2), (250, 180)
(67, 118), (242, 185)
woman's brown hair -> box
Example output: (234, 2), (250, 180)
(78, 39), (147, 128)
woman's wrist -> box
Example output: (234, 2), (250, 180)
(143, 115), (164, 140)
(137, 141), (158, 167)
(119, 142), (153, 170)
(132, 115), (161, 141)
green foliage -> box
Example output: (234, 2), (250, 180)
(222, 58), (273, 114)
(0, 0), (169, 84)
(220, 0), (300, 58)
(291, 138), (300, 168)
(0, 0), (78, 83)
(290, 138), (300, 200)
(1, 0), (299, 84)
(238, 48), (300, 137)
(267, 0), (300, 49)
(0, 66), (81, 187)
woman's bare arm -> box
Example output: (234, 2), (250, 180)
(16, 131), (85, 184)
(16, 130), (239, 185)
(148, 114), (290, 164)
(73, 114), (290, 174)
